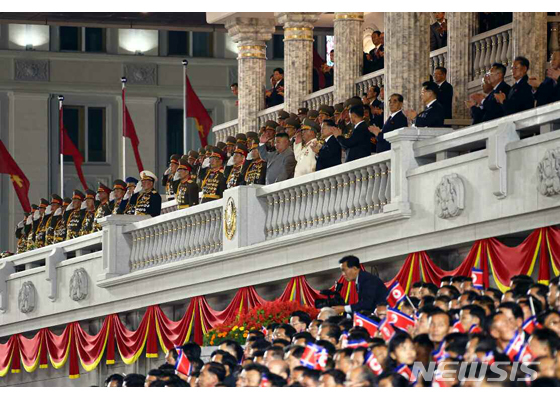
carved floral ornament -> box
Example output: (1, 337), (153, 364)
(435, 173), (465, 219)
(224, 197), (237, 241)
(69, 268), (89, 301)
(537, 147), (560, 197)
(18, 281), (36, 314)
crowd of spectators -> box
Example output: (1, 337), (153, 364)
(102, 255), (560, 387)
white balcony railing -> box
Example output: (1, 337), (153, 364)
(212, 118), (239, 145)
(355, 69), (385, 96)
(470, 23), (512, 82)
(430, 46), (448, 76)
(257, 104), (284, 127)
(303, 86), (335, 110)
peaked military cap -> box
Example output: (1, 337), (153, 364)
(169, 154), (180, 164)
(264, 120), (279, 130)
(178, 156), (193, 172)
(225, 136), (237, 145)
(97, 182), (112, 194)
(277, 110), (290, 120)
(297, 107), (309, 115)
(284, 117), (301, 130)
(140, 170), (158, 182)
(187, 150), (199, 159)
(301, 119), (321, 133)
(85, 189), (96, 200)
(234, 144), (248, 157)
(318, 105), (335, 117)
(307, 110), (319, 120)
(113, 179), (127, 191)
(50, 194), (63, 205)
(235, 133), (247, 144)
(72, 190), (85, 201)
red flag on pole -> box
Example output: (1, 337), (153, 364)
(59, 105), (88, 191)
(185, 75), (212, 148)
(123, 103), (144, 173)
(0, 140), (31, 213)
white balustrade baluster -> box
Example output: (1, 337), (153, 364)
(478, 39), (486, 77)
(176, 218), (187, 259)
(326, 177), (337, 225)
(202, 213), (212, 254)
(495, 33), (504, 67)
(265, 195), (274, 239)
(204, 212), (213, 254)
(340, 174), (350, 221)
(484, 38), (493, 74)
(372, 164), (382, 214)
(143, 227), (154, 268)
(270, 193), (280, 238)
(309, 182), (320, 227)
(346, 171), (357, 219)
(185, 216), (195, 258)
(316, 181), (326, 226)
(276, 191), (287, 236)
(298, 186), (308, 230)
(217, 209), (224, 250)
(155, 225), (165, 266)
(138, 228), (149, 268)
(473, 41), (481, 80)
(379, 163), (388, 210)
(207, 211), (217, 252)
(333, 175), (344, 222)
(303, 183), (314, 229)
(129, 231), (139, 270)
(167, 220), (177, 262)
(195, 214), (205, 256)
(293, 186), (303, 232)
(321, 179), (331, 225)
(354, 169), (366, 217)
(287, 188), (297, 232)
(506, 30), (512, 66)
(365, 166), (375, 214)
(489, 36), (498, 67)
(385, 162), (391, 205)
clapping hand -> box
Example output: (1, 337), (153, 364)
(368, 125), (381, 136)
(547, 68), (560, 81)
(404, 109), (418, 120)
(528, 77), (540, 89)
(494, 91), (506, 104)
(332, 127), (342, 138)
(310, 141), (322, 154)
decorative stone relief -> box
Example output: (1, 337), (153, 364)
(537, 147), (560, 197)
(18, 281), (36, 314)
(123, 63), (157, 85)
(224, 197), (237, 241)
(69, 268), (89, 301)
(435, 173), (465, 219)
(14, 59), (49, 82)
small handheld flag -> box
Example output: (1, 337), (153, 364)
(354, 312), (380, 337)
(471, 268), (484, 290)
(364, 351), (383, 376)
(387, 282), (406, 308)
(386, 307), (416, 332)
(174, 348), (193, 376)
(379, 318), (396, 341)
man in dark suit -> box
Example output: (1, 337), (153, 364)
(407, 81), (446, 128)
(495, 56), (535, 115)
(531, 51), (560, 107)
(430, 12), (447, 51)
(434, 67), (454, 120)
(467, 73), (495, 125)
(334, 104), (372, 162)
(269, 68), (284, 107)
(369, 93), (408, 152)
(479, 63), (511, 122)
(332, 255), (388, 315)
(313, 119), (342, 171)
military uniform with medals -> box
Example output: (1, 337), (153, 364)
(161, 154), (180, 199)
(109, 179), (127, 215)
(201, 148), (227, 204)
(78, 189), (97, 236)
(65, 190), (86, 240)
(124, 171), (162, 217)
(92, 183), (112, 232)
(36, 194), (63, 247)
(176, 158), (199, 209)
(243, 143), (267, 185)
(45, 197), (70, 246)
(27, 198), (49, 251)
(15, 212), (30, 254)
(225, 145), (248, 189)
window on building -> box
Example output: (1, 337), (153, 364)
(168, 31), (188, 55)
(272, 34), (284, 59)
(63, 106), (107, 163)
(59, 26), (106, 52)
(166, 108), (184, 159)
(192, 32), (213, 57)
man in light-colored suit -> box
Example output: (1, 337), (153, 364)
(258, 131), (297, 185)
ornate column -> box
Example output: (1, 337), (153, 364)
(447, 12), (475, 119)
(225, 18), (275, 132)
(333, 12), (364, 104)
(385, 12), (431, 116)
(512, 12), (548, 82)
(275, 13), (321, 114)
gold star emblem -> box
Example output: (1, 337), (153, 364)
(10, 174), (24, 188)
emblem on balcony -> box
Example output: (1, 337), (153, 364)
(18, 281), (36, 314)
(224, 197), (237, 241)
(537, 148), (560, 197)
(435, 174), (465, 219)
(69, 268), (89, 301)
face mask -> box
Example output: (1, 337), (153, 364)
(246, 152), (254, 161)
(54, 208), (63, 217)
(173, 171), (181, 181)
(109, 191), (115, 202)
(202, 158), (210, 168)
(45, 205), (52, 215)
(80, 201), (87, 210)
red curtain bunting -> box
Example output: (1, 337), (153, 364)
(0, 225), (559, 379)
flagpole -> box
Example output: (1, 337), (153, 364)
(121, 77), (127, 179)
(58, 95), (64, 197)
(182, 59), (188, 154)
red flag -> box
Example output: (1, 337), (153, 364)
(364, 351), (383, 376)
(386, 308), (416, 332)
(175, 349), (193, 376)
(0, 140), (31, 213)
(354, 312), (379, 337)
(379, 318), (396, 341)
(387, 282), (406, 308)
(186, 75), (212, 148)
(451, 320), (465, 333)
(123, 104), (144, 173)
(61, 127), (88, 190)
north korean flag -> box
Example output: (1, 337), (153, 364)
(504, 331), (525, 361)
(346, 338), (369, 349)
(387, 282), (406, 308)
(174, 348), (193, 376)
(396, 364), (417, 384)
(432, 341), (447, 363)
(469, 324), (482, 334)
(471, 268), (484, 290)
(379, 318), (396, 341)
(522, 316), (538, 335)
(300, 343), (327, 369)
(515, 344), (535, 364)
(451, 320), (465, 333)
(387, 307), (416, 332)
(354, 312), (380, 337)
(364, 351), (383, 376)
(477, 350), (495, 365)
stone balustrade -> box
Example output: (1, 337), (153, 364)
(549, 15), (560, 54)
(471, 23), (512, 82)
(355, 69), (385, 96)
(302, 86), (335, 110)
(212, 118), (239, 145)
(161, 199), (178, 214)
(257, 104), (284, 127)
(430, 47), (448, 76)
(124, 200), (224, 271)
(257, 153), (391, 240)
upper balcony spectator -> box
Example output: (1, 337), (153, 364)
(406, 81), (445, 128)
(363, 31), (384, 75)
(494, 57), (534, 116)
(478, 12), (513, 34)
(531, 51), (560, 107)
(430, 12), (448, 51)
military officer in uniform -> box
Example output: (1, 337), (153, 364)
(297, 107), (309, 121)
(78, 189), (97, 236)
(36, 194), (63, 248)
(27, 198), (49, 251)
(92, 183), (112, 232)
(284, 117), (301, 143)
(243, 142), (267, 186)
(65, 190), (85, 240)
(52, 197), (72, 244)
(15, 212), (30, 254)
(176, 157), (199, 209)
(162, 154), (181, 199)
(45, 196), (69, 246)
(125, 177), (138, 199)
(186, 150), (199, 177)
(246, 132), (259, 151)
(201, 147), (227, 203)
(277, 110), (290, 127)
(307, 110), (319, 122)
(318, 105), (335, 124)
(110, 179), (127, 215)
(334, 103), (344, 124)
(197, 145), (213, 187)
(120, 171), (162, 217)
(294, 119), (320, 177)
(225, 144), (248, 189)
